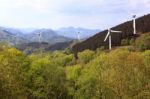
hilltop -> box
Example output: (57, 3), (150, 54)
(72, 14), (150, 56)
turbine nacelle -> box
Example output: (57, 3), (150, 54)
(133, 15), (136, 18)
(35, 32), (42, 43)
(104, 28), (122, 42)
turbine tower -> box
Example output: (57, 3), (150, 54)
(104, 28), (122, 50)
(35, 32), (42, 44)
(77, 32), (80, 42)
(15, 33), (19, 45)
(133, 15), (136, 34)
(35, 32), (42, 54)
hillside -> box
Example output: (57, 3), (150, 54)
(45, 41), (74, 51)
(0, 27), (73, 46)
(0, 27), (27, 45)
(0, 41), (150, 99)
(25, 29), (72, 45)
(72, 14), (150, 55)
(17, 40), (77, 54)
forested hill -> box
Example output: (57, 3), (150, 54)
(72, 14), (150, 54)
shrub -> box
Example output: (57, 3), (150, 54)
(121, 38), (130, 46)
(78, 50), (95, 64)
(135, 33), (150, 51)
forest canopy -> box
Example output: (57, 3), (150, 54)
(0, 37), (150, 99)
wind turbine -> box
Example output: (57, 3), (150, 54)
(77, 32), (80, 42)
(35, 32), (43, 54)
(35, 32), (42, 44)
(132, 15), (136, 34)
(15, 33), (19, 45)
(104, 28), (122, 50)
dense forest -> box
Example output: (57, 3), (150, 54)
(72, 14), (150, 56)
(0, 33), (150, 99)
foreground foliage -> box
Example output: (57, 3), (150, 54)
(0, 44), (150, 99)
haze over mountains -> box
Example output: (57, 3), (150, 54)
(0, 26), (100, 45)
(56, 27), (100, 39)
(0, 27), (27, 45)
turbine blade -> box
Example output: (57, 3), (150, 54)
(111, 30), (122, 33)
(104, 31), (110, 42)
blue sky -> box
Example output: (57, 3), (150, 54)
(0, 0), (150, 30)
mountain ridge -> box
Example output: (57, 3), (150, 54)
(0, 27), (100, 45)
(56, 27), (100, 39)
(72, 14), (150, 57)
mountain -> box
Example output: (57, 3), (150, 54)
(56, 27), (100, 39)
(0, 27), (27, 45)
(72, 14), (150, 56)
(0, 26), (100, 50)
(25, 29), (72, 45)
(0, 28), (73, 45)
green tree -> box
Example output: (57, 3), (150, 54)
(26, 54), (69, 99)
(75, 52), (117, 99)
(0, 48), (30, 99)
(66, 65), (82, 98)
(78, 50), (95, 64)
(121, 38), (130, 46)
(135, 33), (150, 51)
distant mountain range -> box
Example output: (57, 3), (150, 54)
(0, 27), (100, 45)
(0, 27), (27, 45)
(0, 26), (100, 51)
(56, 27), (100, 39)
(23, 29), (71, 45)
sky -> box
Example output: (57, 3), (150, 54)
(0, 0), (150, 30)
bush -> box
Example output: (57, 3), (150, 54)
(135, 33), (150, 51)
(121, 38), (130, 46)
(78, 50), (95, 64)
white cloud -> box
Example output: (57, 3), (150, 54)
(0, 0), (53, 13)
(0, 0), (105, 13)
(128, 0), (150, 8)
(125, 0), (150, 16)
(0, 0), (150, 29)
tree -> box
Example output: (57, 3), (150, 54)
(66, 65), (82, 98)
(135, 33), (150, 51)
(0, 48), (30, 99)
(26, 54), (69, 99)
(78, 50), (95, 64)
(75, 52), (117, 99)
(121, 38), (130, 46)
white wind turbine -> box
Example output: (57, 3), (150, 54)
(35, 32), (42, 44)
(14, 33), (19, 45)
(132, 15), (136, 34)
(77, 32), (80, 42)
(104, 28), (122, 50)
(35, 32), (43, 54)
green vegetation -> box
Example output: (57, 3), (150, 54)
(121, 33), (150, 51)
(135, 33), (150, 51)
(0, 34), (150, 99)
(121, 38), (130, 46)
